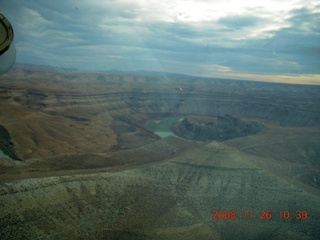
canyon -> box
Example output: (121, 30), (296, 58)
(0, 64), (319, 239)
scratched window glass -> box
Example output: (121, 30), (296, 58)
(0, 1), (320, 239)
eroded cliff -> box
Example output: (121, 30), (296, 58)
(0, 65), (319, 159)
(171, 115), (264, 141)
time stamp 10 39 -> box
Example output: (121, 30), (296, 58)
(212, 210), (309, 220)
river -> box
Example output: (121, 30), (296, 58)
(144, 116), (183, 138)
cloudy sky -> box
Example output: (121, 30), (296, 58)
(2, 0), (320, 84)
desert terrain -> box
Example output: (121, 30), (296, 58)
(0, 64), (319, 239)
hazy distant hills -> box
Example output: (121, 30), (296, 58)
(13, 63), (320, 87)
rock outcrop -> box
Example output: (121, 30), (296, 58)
(171, 115), (264, 141)
(0, 125), (17, 159)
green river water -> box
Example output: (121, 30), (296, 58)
(144, 116), (183, 138)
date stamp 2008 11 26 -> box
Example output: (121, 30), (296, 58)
(212, 209), (308, 220)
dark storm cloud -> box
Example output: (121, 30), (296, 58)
(266, 8), (320, 52)
(234, 7), (320, 74)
